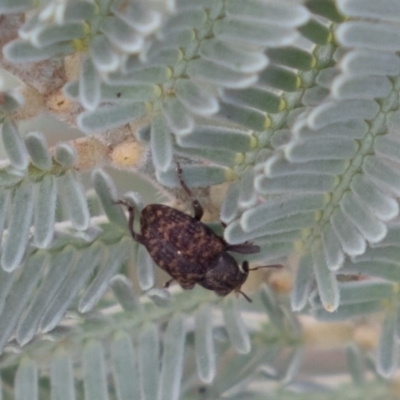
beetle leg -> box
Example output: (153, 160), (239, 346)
(163, 278), (174, 288)
(238, 290), (253, 303)
(176, 162), (204, 221)
(226, 243), (260, 254)
(115, 200), (145, 244)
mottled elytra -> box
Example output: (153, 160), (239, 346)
(116, 163), (282, 302)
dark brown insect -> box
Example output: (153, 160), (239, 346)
(116, 163), (282, 302)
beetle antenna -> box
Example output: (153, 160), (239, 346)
(249, 264), (283, 271)
(239, 290), (253, 303)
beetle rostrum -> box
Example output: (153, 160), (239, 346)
(116, 163), (282, 302)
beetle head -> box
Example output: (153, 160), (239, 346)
(198, 252), (247, 297)
(199, 253), (283, 303)
(228, 259), (284, 303)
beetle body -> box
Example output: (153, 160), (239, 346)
(140, 204), (226, 289)
(117, 163), (282, 301)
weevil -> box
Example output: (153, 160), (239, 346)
(116, 163), (282, 302)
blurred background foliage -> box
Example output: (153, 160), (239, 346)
(0, 0), (400, 399)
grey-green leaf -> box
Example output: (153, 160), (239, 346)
(1, 182), (34, 271)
